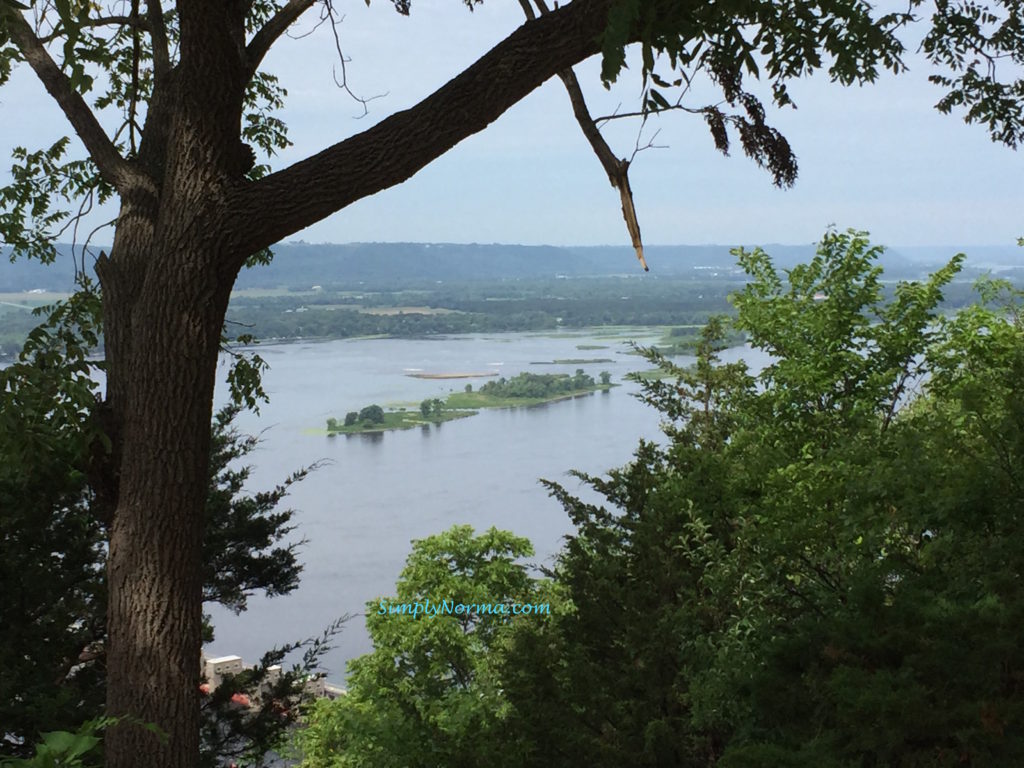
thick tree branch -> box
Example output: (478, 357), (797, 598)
(2, 9), (136, 191)
(232, 0), (617, 258)
(245, 0), (317, 77)
(146, 0), (171, 79)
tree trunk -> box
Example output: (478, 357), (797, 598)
(100, 226), (235, 767)
(83, 5), (618, 766)
(98, 5), (248, 757)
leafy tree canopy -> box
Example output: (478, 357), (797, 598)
(0, 0), (1021, 266)
(0, 295), (321, 763)
(299, 230), (1024, 767)
(1, 0), (1021, 764)
(295, 525), (551, 768)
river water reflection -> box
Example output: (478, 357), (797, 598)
(204, 330), (758, 682)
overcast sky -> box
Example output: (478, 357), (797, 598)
(2, 0), (1021, 249)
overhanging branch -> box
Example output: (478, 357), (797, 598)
(2, 8), (136, 191)
(232, 0), (617, 258)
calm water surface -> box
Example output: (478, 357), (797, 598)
(204, 330), (760, 682)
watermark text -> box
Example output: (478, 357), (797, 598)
(377, 598), (549, 618)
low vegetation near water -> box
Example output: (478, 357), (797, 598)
(325, 401), (476, 434)
(326, 370), (614, 433)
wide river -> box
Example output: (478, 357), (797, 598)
(204, 329), (760, 684)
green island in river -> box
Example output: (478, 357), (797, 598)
(326, 370), (614, 434)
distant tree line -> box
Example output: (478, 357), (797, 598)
(3, 275), (995, 361)
(220, 275), (990, 346)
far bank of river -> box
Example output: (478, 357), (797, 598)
(203, 329), (764, 683)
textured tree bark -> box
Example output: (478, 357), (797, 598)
(101, 229), (237, 766)
(100, 4), (248, 756)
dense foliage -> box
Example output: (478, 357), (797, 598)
(0, 288), (108, 757)
(294, 526), (547, 768)
(0, 294), (323, 764)
(2, 0), (1022, 760)
(299, 231), (1024, 766)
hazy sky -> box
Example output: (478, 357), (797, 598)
(2, 0), (1021, 249)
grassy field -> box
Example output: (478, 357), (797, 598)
(653, 326), (746, 354)
(229, 288), (322, 298)
(358, 306), (461, 316)
(588, 325), (666, 338)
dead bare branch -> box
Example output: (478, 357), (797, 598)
(37, 15), (148, 44)
(594, 103), (704, 125)
(630, 127), (667, 164)
(130, 0), (141, 156)
(523, 0), (648, 271)
(322, 0), (387, 117)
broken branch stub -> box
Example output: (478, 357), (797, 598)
(521, 0), (649, 271)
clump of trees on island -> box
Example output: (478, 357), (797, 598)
(328, 405), (386, 431)
(477, 369), (610, 399)
(420, 398), (445, 418)
(325, 403), (450, 434)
